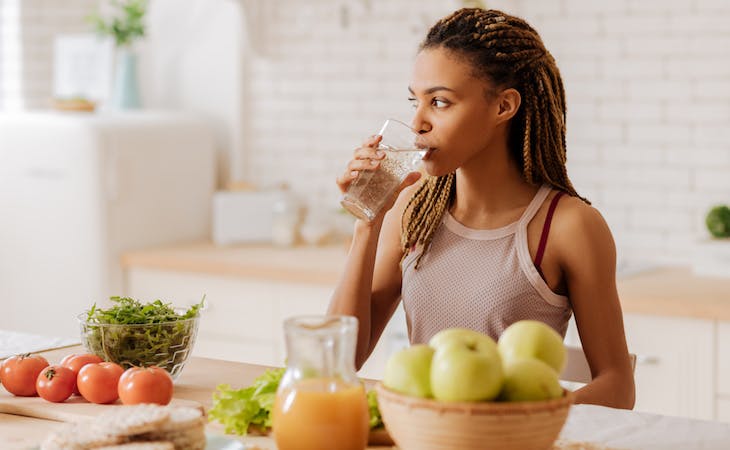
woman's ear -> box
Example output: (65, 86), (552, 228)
(495, 88), (521, 125)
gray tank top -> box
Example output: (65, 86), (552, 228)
(401, 184), (572, 344)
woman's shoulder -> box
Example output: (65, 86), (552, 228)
(552, 192), (609, 231)
(550, 192), (616, 261)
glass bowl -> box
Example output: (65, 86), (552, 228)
(77, 312), (200, 381)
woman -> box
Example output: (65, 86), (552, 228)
(329, 7), (635, 409)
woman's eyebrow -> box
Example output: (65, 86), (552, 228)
(408, 86), (456, 95)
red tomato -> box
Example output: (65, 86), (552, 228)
(61, 353), (104, 395)
(36, 365), (76, 403)
(59, 353), (75, 366)
(118, 366), (174, 405)
(77, 362), (124, 404)
(0, 354), (49, 396)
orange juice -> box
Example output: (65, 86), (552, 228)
(273, 377), (369, 450)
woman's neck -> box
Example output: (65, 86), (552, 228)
(450, 142), (539, 229)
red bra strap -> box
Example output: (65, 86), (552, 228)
(534, 191), (565, 274)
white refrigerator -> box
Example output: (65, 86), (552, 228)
(0, 111), (217, 338)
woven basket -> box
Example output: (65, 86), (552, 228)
(375, 382), (574, 450)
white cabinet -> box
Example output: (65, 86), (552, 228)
(124, 266), (402, 379)
(623, 313), (715, 420)
(567, 312), (727, 421)
(717, 321), (730, 424)
(717, 321), (730, 396)
(0, 112), (216, 338)
(717, 399), (730, 424)
(127, 267), (285, 367)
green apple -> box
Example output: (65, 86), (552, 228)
(498, 357), (563, 402)
(497, 320), (566, 373)
(383, 344), (434, 398)
(428, 328), (497, 352)
(429, 328), (503, 402)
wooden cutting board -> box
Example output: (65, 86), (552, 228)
(0, 386), (202, 423)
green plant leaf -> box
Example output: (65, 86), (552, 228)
(706, 205), (730, 238)
(86, 0), (147, 47)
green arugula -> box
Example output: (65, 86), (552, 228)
(81, 296), (203, 371)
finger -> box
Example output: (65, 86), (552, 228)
(335, 170), (360, 193)
(354, 147), (385, 160)
(347, 158), (380, 172)
(362, 134), (383, 148)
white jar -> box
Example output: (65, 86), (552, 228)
(271, 191), (301, 247)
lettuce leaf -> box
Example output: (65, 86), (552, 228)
(367, 389), (383, 429)
(208, 368), (285, 435)
(209, 368), (384, 435)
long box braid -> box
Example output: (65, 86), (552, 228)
(402, 8), (587, 270)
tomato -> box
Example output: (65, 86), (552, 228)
(118, 366), (174, 405)
(77, 362), (124, 404)
(36, 365), (76, 403)
(0, 354), (49, 396)
(59, 353), (75, 366)
(60, 353), (104, 395)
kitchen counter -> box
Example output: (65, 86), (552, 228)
(617, 267), (730, 321)
(121, 242), (347, 285)
(3, 345), (730, 450)
(121, 242), (730, 320)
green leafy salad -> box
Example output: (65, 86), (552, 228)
(81, 296), (203, 371)
(209, 369), (384, 435)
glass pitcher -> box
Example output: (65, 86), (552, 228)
(273, 315), (369, 450)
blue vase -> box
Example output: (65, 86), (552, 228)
(112, 48), (141, 109)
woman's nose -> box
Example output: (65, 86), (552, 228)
(411, 115), (431, 134)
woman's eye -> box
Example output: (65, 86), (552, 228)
(407, 97), (418, 108)
(432, 98), (449, 108)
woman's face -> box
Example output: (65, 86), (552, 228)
(409, 47), (503, 177)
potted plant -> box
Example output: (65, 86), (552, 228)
(694, 204), (730, 278)
(87, 0), (148, 109)
(706, 205), (730, 239)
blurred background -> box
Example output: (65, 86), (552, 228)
(2, 0), (729, 261)
(1, 0), (730, 422)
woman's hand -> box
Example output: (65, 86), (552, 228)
(337, 135), (422, 223)
(336, 135), (385, 194)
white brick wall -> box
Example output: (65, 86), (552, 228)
(240, 0), (730, 266)
(3, 0), (729, 266)
(0, 0), (99, 109)
(242, 0), (466, 204)
(520, 0), (730, 264)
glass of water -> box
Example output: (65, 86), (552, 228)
(340, 119), (425, 222)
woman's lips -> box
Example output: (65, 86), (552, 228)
(422, 148), (436, 160)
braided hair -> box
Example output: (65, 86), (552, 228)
(402, 8), (586, 269)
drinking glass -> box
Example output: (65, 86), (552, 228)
(340, 119), (425, 221)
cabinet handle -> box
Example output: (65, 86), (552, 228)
(635, 354), (660, 365)
(26, 167), (65, 179)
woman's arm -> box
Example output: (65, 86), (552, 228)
(555, 200), (636, 409)
(328, 169), (422, 369)
(328, 214), (400, 369)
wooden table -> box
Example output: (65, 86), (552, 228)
(3, 346), (730, 450)
(0, 345), (383, 450)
